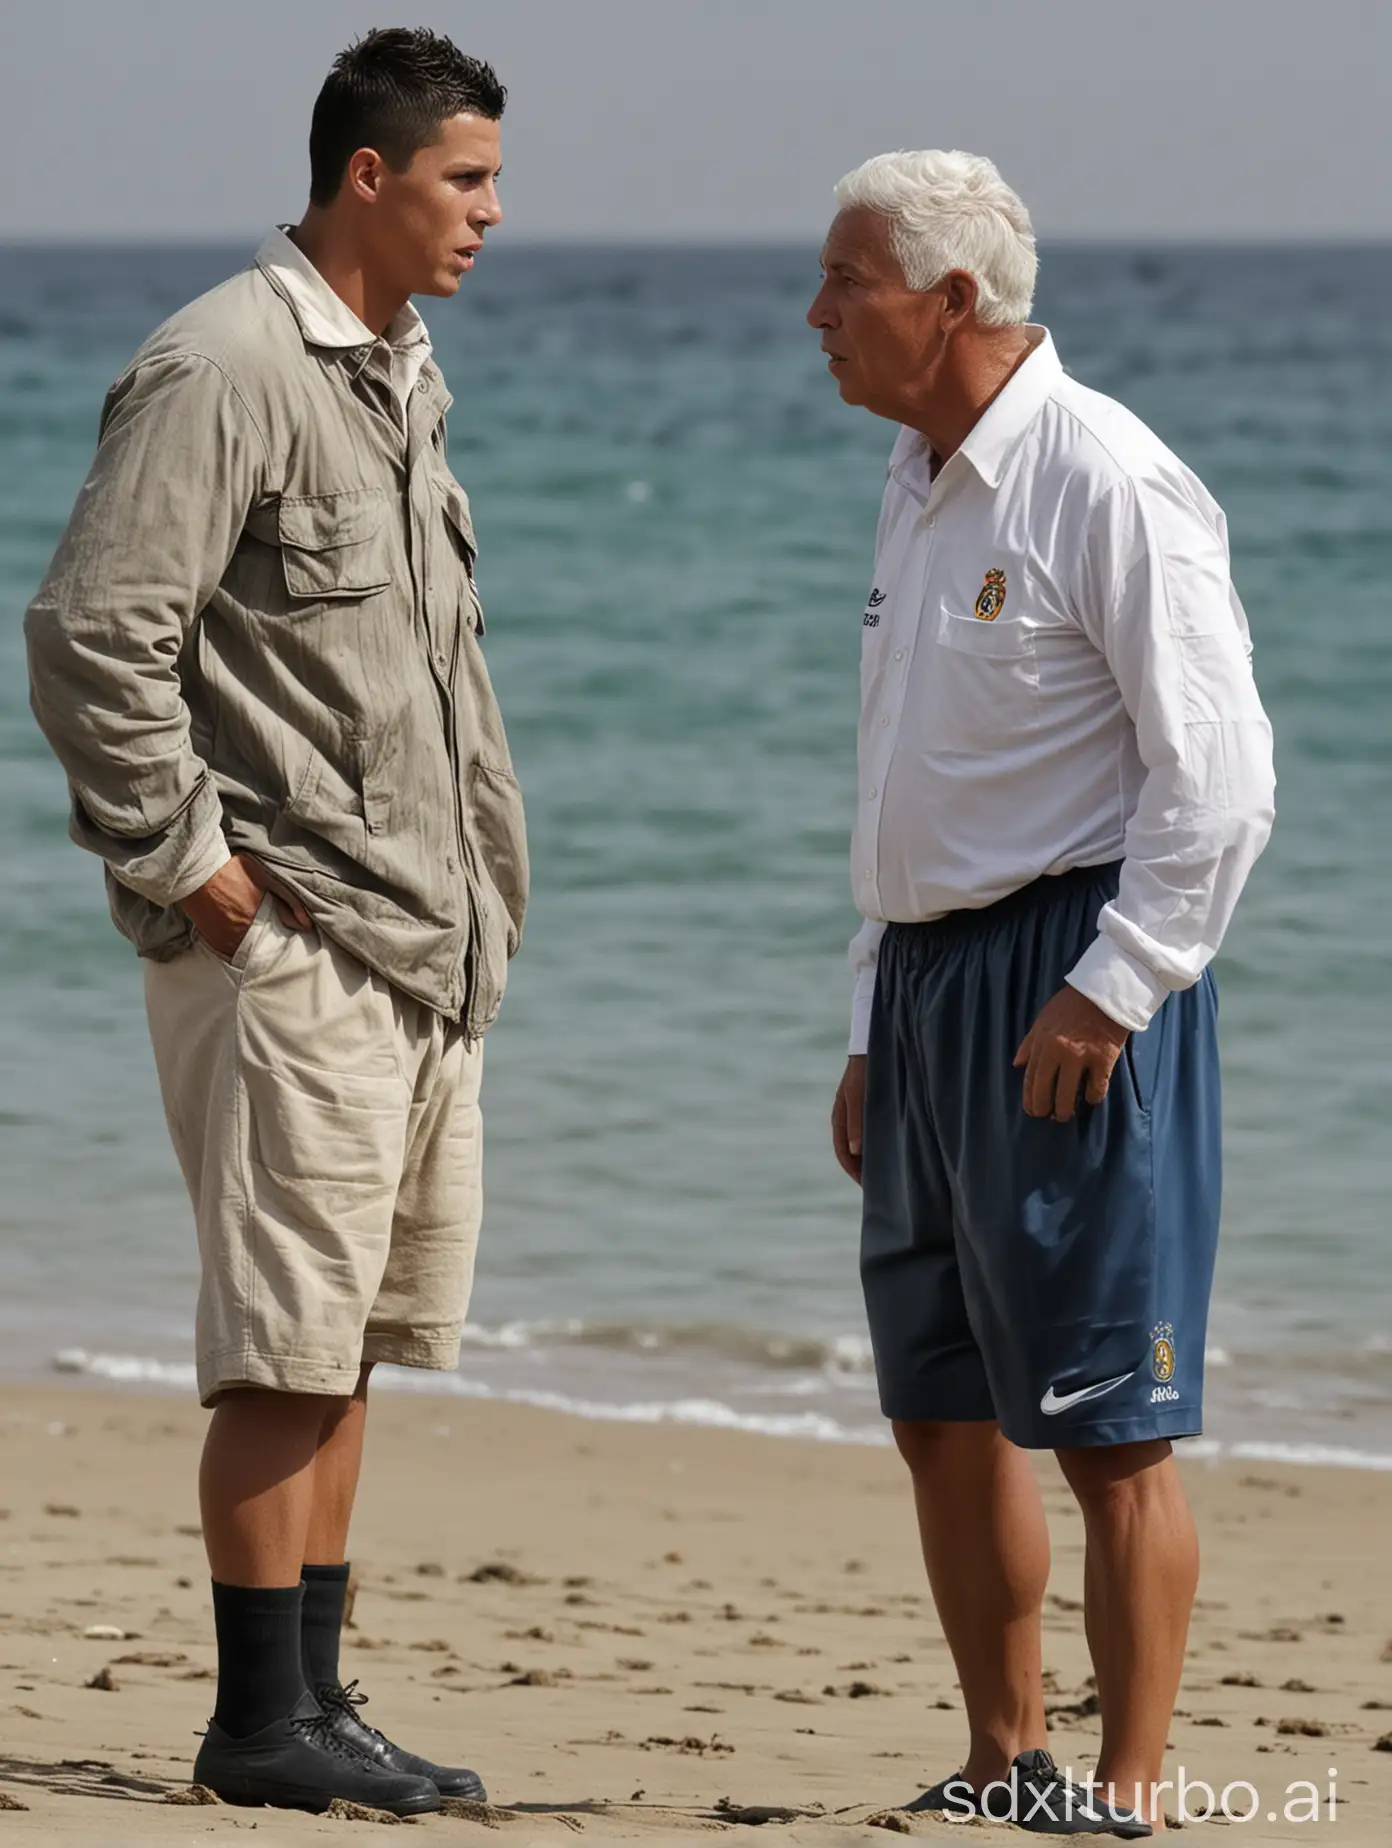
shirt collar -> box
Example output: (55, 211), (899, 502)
(255, 226), (431, 361)
(893, 326), (1062, 495)
(954, 326), (1061, 487)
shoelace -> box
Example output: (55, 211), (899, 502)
(289, 1701), (373, 1763)
(1024, 1765), (1127, 1827)
(319, 1680), (392, 1748)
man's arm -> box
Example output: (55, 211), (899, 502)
(832, 918), (886, 1183)
(24, 353), (269, 908)
(1017, 471), (1276, 1120)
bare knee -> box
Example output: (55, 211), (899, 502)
(1056, 1438), (1175, 1512)
(892, 1417), (1000, 1480)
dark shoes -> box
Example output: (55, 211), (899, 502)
(904, 1768), (979, 1817)
(318, 1678), (487, 1802)
(192, 1691), (442, 1816)
(905, 1750), (1152, 1837)
(1009, 1750), (1152, 1836)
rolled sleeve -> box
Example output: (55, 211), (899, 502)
(71, 801), (234, 908)
(1067, 931), (1172, 1034)
(1065, 473), (1276, 1029)
(25, 354), (267, 908)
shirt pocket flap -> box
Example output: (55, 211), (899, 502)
(277, 489), (392, 600)
(439, 481), (484, 634)
(938, 611), (1035, 658)
(440, 482), (478, 562)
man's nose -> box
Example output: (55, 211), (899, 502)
(475, 182), (503, 229)
(807, 283), (833, 329)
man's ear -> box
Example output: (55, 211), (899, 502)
(345, 147), (389, 205)
(939, 268), (980, 329)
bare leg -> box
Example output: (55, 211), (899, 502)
(1057, 1439), (1198, 1832)
(304, 1364), (375, 1567)
(893, 1419), (1051, 1790)
(200, 1388), (341, 1586)
(1083, 1536), (1109, 1713)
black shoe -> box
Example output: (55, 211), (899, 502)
(192, 1690), (442, 1816)
(903, 1770), (978, 1817)
(317, 1678), (487, 1802)
(1009, 1749), (1153, 1837)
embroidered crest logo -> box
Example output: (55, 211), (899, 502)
(1150, 1322), (1177, 1384)
(973, 568), (1007, 621)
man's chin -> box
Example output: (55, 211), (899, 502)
(419, 271), (465, 299)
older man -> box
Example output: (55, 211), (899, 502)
(810, 152), (1274, 1835)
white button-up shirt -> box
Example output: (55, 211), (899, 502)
(848, 328), (1275, 1054)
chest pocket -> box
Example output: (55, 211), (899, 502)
(926, 610), (1040, 750)
(440, 483), (485, 635)
(276, 489), (393, 601)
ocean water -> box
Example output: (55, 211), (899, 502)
(2, 243), (1389, 1465)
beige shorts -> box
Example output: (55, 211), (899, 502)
(144, 896), (484, 1406)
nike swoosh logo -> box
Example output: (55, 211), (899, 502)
(1039, 1370), (1137, 1416)
(867, 589), (886, 607)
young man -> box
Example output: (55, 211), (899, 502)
(810, 152), (1274, 1835)
(25, 29), (528, 1818)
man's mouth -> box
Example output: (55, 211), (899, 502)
(453, 244), (483, 271)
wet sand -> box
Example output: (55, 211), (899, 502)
(0, 1384), (1389, 1844)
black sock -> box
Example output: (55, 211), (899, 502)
(210, 1581), (309, 1738)
(300, 1560), (351, 1696)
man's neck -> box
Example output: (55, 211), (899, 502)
(287, 216), (407, 340)
(903, 328), (1035, 465)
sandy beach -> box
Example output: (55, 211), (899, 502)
(0, 1384), (1388, 1845)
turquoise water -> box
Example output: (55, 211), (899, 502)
(2, 243), (1389, 1460)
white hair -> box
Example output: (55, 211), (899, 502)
(834, 149), (1036, 326)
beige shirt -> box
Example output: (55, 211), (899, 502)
(182, 231), (437, 894)
(25, 235), (528, 1033)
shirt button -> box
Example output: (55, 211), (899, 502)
(894, 649), (905, 661)
(416, 379), (429, 394)
(863, 869), (873, 881)
(867, 788), (877, 801)
(880, 715), (890, 728)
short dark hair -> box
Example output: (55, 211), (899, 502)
(309, 28), (506, 206)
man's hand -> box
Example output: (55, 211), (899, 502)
(1013, 986), (1131, 1122)
(179, 853), (311, 961)
(832, 1055), (868, 1184)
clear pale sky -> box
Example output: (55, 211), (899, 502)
(4, 0), (1390, 242)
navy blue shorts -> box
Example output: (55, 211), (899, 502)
(860, 862), (1220, 1449)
